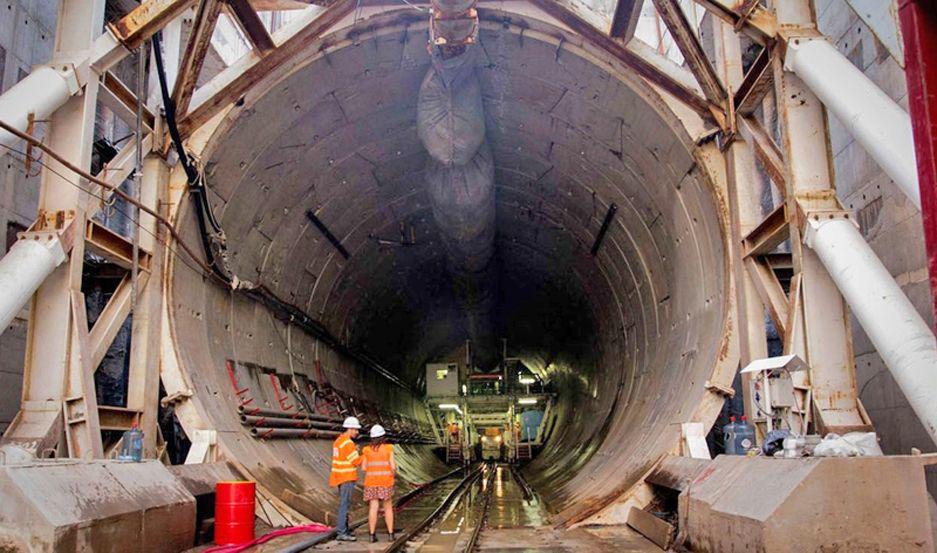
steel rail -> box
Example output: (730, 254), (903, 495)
(509, 464), (534, 502)
(383, 464), (485, 553)
(462, 464), (496, 553)
(276, 466), (468, 553)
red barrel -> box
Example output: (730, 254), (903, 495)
(215, 481), (256, 545)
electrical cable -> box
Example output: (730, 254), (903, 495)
(0, 120), (217, 279)
(0, 142), (212, 280)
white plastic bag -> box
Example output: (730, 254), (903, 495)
(812, 432), (883, 457)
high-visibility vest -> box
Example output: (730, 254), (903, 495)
(361, 444), (394, 488)
(329, 432), (360, 487)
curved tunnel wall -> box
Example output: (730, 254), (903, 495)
(168, 8), (731, 525)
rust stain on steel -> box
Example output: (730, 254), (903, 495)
(527, 0), (720, 123)
(179, 0), (359, 136)
(110, 0), (199, 49)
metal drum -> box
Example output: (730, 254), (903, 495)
(215, 481), (255, 545)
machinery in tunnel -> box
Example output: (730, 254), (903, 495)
(0, 0), (936, 551)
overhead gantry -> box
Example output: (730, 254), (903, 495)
(0, 0), (934, 529)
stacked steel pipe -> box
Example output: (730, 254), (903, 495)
(238, 406), (435, 443)
(419, 0), (500, 370)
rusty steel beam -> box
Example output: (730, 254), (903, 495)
(688, 0), (777, 44)
(109, 0), (199, 50)
(100, 71), (157, 131)
(250, 0), (316, 8)
(737, 115), (785, 192)
(179, 0), (356, 136)
(652, 0), (727, 108)
(741, 203), (788, 257)
(609, 0), (643, 40)
(226, 0), (277, 54)
(733, 43), (773, 115)
(173, 0), (224, 116)
(528, 0), (720, 124)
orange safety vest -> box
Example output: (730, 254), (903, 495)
(329, 432), (360, 487)
(361, 444), (394, 488)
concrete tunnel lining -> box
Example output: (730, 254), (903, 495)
(166, 7), (731, 525)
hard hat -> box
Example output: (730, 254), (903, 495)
(370, 424), (386, 438)
(343, 416), (362, 429)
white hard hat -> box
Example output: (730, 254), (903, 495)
(343, 416), (362, 429)
(370, 425), (386, 438)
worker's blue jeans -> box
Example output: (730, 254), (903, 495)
(336, 481), (354, 535)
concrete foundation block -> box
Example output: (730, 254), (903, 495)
(0, 459), (196, 552)
(680, 455), (934, 552)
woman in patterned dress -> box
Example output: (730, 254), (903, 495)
(362, 424), (396, 542)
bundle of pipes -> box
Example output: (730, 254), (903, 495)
(237, 406), (435, 443)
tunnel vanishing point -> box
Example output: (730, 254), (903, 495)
(1, 0), (937, 551)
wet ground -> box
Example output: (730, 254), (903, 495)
(199, 464), (661, 552)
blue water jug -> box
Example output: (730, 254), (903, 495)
(725, 415), (755, 455)
(118, 424), (144, 461)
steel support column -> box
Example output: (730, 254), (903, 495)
(1, 0), (107, 456)
(771, 0), (869, 434)
(712, 18), (767, 429)
(127, 155), (168, 456)
(899, 0), (937, 327)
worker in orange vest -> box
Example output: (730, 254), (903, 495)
(361, 424), (396, 543)
(330, 416), (362, 541)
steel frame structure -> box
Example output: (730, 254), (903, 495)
(0, 0), (933, 478)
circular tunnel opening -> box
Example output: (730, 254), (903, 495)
(169, 9), (730, 525)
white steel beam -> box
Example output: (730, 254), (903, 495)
(0, 234), (68, 331)
(805, 217), (937, 444)
(785, 37), (920, 210)
(0, 66), (80, 151)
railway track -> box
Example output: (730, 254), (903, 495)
(278, 462), (508, 553)
(386, 462), (495, 553)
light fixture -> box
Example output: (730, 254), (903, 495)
(518, 398), (537, 405)
(518, 377), (535, 385)
(462, 384), (467, 395)
(439, 403), (463, 414)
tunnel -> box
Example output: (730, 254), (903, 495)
(166, 7), (731, 528)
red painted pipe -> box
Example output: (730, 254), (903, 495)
(899, 1), (937, 327)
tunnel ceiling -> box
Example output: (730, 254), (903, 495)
(200, 9), (719, 386)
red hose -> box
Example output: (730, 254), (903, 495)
(203, 523), (332, 553)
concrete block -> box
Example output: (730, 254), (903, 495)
(682, 455), (934, 552)
(12, 8), (35, 67)
(0, 460), (196, 552)
(817, 0), (858, 43)
(867, 212), (927, 276)
(826, 110), (853, 159)
(31, 0), (58, 37)
(864, 54), (909, 105)
(0, 7), (15, 61)
(833, 138), (881, 198)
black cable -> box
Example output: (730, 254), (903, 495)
(152, 32), (229, 281)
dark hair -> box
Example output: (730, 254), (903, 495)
(369, 436), (386, 451)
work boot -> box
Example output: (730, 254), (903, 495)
(337, 533), (357, 542)
(388, 533), (396, 541)
(370, 534), (378, 543)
